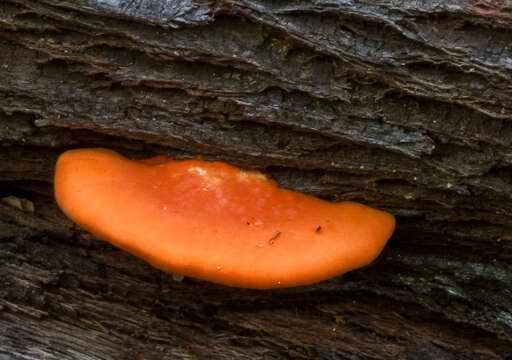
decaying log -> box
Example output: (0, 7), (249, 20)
(1, 0), (511, 358)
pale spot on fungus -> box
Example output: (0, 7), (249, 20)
(188, 166), (208, 177)
(54, 148), (395, 289)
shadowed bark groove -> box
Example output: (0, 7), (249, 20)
(0, 0), (511, 359)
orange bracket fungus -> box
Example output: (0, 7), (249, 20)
(54, 148), (395, 289)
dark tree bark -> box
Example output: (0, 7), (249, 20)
(1, 0), (511, 359)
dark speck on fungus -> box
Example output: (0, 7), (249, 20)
(269, 231), (281, 245)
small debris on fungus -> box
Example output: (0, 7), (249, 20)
(269, 231), (281, 245)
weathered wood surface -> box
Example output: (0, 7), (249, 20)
(1, 0), (511, 358)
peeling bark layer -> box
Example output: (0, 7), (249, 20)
(0, 0), (511, 358)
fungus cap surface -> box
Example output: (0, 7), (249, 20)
(54, 148), (395, 289)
